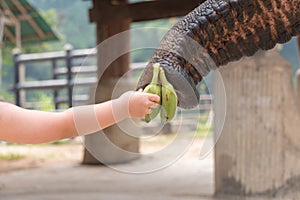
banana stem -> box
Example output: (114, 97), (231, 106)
(159, 67), (168, 86)
(151, 63), (160, 84)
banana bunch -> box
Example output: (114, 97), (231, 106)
(159, 67), (178, 123)
(143, 63), (178, 123)
(143, 63), (161, 123)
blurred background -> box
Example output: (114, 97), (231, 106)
(1, 1), (300, 200)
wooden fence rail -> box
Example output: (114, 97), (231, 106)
(13, 46), (98, 109)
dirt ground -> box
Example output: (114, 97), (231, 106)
(0, 137), (299, 200)
(0, 135), (207, 173)
(0, 136), (216, 200)
(0, 140), (84, 173)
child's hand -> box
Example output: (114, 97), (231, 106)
(118, 90), (160, 119)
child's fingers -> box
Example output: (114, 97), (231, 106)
(148, 94), (160, 103)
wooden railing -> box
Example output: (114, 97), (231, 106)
(12, 45), (98, 109)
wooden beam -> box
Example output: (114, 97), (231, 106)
(3, 17), (16, 26)
(17, 32), (55, 42)
(0, 0), (18, 24)
(12, 0), (46, 39)
(3, 27), (16, 43)
(16, 13), (39, 21)
(130, 0), (203, 22)
(89, 0), (204, 23)
(89, 0), (127, 23)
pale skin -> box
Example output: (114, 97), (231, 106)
(0, 90), (160, 144)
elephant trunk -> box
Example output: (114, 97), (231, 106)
(137, 0), (300, 109)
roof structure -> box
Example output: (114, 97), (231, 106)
(0, 0), (58, 47)
(89, 0), (202, 24)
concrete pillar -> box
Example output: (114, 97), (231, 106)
(214, 49), (300, 197)
(296, 69), (300, 114)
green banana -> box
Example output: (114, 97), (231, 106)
(143, 63), (161, 123)
(159, 67), (178, 123)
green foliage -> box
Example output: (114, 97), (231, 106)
(41, 8), (59, 31)
(2, 46), (14, 67)
(4, 139), (72, 146)
(0, 153), (26, 161)
(38, 93), (55, 111)
(196, 114), (213, 138)
(25, 91), (55, 110)
(28, 0), (96, 49)
(131, 18), (178, 62)
(0, 88), (14, 102)
(196, 124), (213, 138)
(48, 139), (72, 145)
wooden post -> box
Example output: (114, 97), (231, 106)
(13, 50), (20, 106)
(64, 44), (73, 108)
(19, 64), (26, 106)
(214, 50), (300, 197)
(83, 0), (139, 164)
(52, 59), (59, 110)
(12, 48), (26, 107)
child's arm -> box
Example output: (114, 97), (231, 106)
(0, 91), (159, 144)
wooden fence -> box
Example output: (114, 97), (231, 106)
(12, 46), (98, 109)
